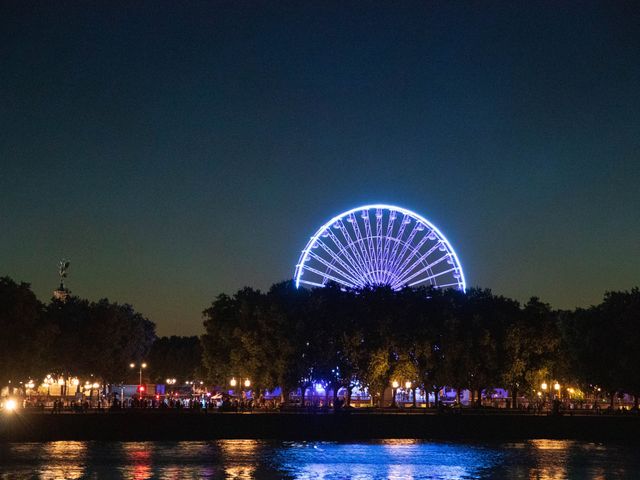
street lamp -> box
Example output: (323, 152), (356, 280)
(72, 377), (80, 395)
(45, 375), (54, 396)
(391, 380), (399, 408)
(230, 377), (237, 388)
(244, 379), (251, 388)
(130, 362), (147, 387)
(25, 380), (34, 401)
(554, 382), (561, 400)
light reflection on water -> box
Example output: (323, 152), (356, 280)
(0, 439), (639, 479)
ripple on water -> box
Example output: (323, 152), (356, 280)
(1, 439), (639, 479)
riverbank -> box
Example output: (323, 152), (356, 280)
(2, 411), (640, 442)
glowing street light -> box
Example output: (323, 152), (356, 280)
(130, 362), (148, 387)
(71, 377), (80, 395)
(25, 380), (35, 400)
(230, 377), (237, 388)
(391, 380), (399, 408)
(3, 398), (17, 413)
(57, 377), (66, 397)
(45, 375), (55, 396)
(553, 382), (560, 392)
(541, 382), (548, 391)
(244, 379), (251, 388)
(405, 381), (412, 390)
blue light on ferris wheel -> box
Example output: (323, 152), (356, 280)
(294, 204), (466, 292)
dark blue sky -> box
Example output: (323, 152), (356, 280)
(2, 1), (638, 335)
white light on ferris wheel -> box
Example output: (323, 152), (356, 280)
(294, 204), (466, 291)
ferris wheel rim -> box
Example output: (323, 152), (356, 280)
(294, 204), (467, 291)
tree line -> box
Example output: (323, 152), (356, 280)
(2, 275), (639, 408)
(0, 277), (201, 387)
(201, 281), (640, 408)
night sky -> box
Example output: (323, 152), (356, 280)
(1, 2), (638, 336)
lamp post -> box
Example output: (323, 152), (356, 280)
(230, 377), (237, 397)
(72, 378), (80, 395)
(243, 379), (251, 401)
(25, 380), (34, 401)
(391, 380), (399, 408)
(46, 375), (54, 396)
(130, 362), (147, 387)
(554, 382), (561, 400)
(404, 381), (412, 405)
(541, 382), (549, 410)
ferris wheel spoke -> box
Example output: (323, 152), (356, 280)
(431, 281), (464, 289)
(392, 241), (444, 287)
(386, 215), (411, 281)
(362, 211), (379, 283)
(376, 209), (384, 281)
(326, 229), (369, 280)
(301, 264), (355, 288)
(407, 267), (457, 287)
(386, 219), (420, 282)
(392, 253), (451, 289)
(390, 230), (432, 282)
(315, 239), (366, 286)
(348, 213), (376, 283)
(380, 212), (397, 282)
(337, 220), (375, 285)
(306, 249), (365, 287)
(298, 279), (328, 288)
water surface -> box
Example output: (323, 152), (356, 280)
(1, 439), (639, 479)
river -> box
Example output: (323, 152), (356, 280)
(1, 439), (639, 479)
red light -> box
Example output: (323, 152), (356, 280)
(139, 385), (145, 392)
(155, 395), (159, 400)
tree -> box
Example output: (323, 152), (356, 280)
(0, 277), (52, 387)
(43, 296), (156, 384)
(563, 288), (640, 408)
(148, 336), (204, 383)
(500, 297), (558, 409)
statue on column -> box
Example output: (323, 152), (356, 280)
(53, 259), (70, 301)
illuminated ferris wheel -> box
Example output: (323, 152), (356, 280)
(294, 204), (466, 291)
